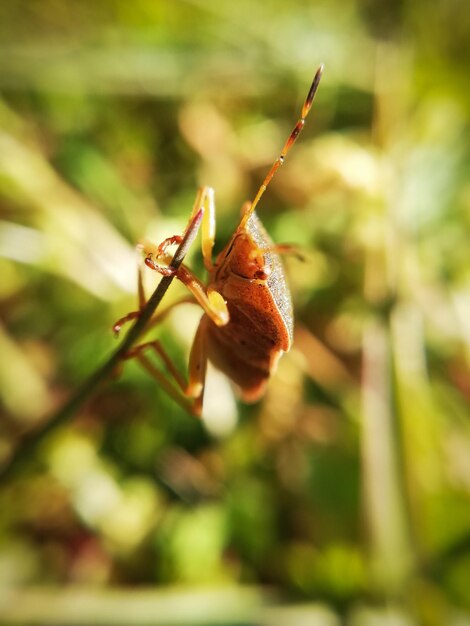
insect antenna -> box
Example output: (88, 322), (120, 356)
(239, 64), (324, 229)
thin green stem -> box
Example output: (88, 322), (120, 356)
(0, 209), (203, 483)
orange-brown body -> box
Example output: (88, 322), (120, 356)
(204, 212), (293, 401)
(115, 65), (323, 415)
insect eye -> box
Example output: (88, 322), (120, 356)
(254, 269), (269, 281)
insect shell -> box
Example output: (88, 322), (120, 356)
(203, 211), (293, 403)
(115, 65), (323, 416)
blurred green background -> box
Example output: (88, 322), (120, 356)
(0, 1), (469, 624)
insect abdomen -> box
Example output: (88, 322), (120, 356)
(205, 273), (290, 399)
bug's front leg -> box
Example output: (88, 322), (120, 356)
(143, 185), (217, 275)
(112, 191), (209, 335)
(143, 253), (229, 328)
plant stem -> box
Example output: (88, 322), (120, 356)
(0, 209), (203, 483)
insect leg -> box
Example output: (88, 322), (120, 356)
(181, 186), (216, 271)
(114, 295), (202, 415)
(176, 265), (229, 327)
(186, 316), (209, 417)
(124, 339), (200, 417)
(135, 316), (210, 419)
(136, 242), (147, 308)
(113, 296), (197, 337)
(135, 351), (196, 416)
(143, 254), (228, 327)
(112, 242), (155, 335)
(113, 201), (206, 335)
(112, 310), (141, 336)
(126, 341), (187, 390)
(197, 186), (216, 272)
(249, 243), (306, 262)
(125, 320), (210, 418)
(141, 186), (216, 276)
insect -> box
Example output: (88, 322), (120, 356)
(114, 65), (323, 416)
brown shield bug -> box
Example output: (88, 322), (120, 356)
(114, 65), (324, 416)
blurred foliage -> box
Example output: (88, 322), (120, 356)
(0, 0), (469, 624)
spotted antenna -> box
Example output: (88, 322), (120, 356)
(239, 64), (324, 229)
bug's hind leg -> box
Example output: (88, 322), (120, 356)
(112, 290), (205, 416)
(186, 315), (209, 417)
(125, 340), (194, 413)
(123, 314), (209, 417)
